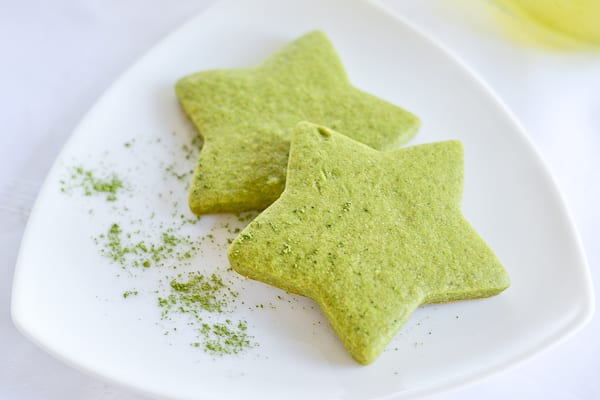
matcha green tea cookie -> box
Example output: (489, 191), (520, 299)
(176, 31), (420, 214)
(228, 122), (510, 365)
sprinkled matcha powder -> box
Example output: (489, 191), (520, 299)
(159, 272), (238, 316)
(159, 271), (255, 356)
(60, 166), (124, 201)
(122, 290), (139, 298)
(64, 132), (259, 359)
(164, 135), (203, 185)
(94, 223), (201, 269)
(196, 320), (251, 356)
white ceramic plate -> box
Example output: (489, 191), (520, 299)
(11, 0), (594, 399)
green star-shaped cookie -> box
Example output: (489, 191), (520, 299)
(228, 122), (510, 365)
(175, 31), (420, 214)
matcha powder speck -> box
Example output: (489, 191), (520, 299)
(60, 166), (124, 201)
(196, 319), (251, 356)
(160, 271), (256, 356)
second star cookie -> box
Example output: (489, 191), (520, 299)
(176, 31), (420, 215)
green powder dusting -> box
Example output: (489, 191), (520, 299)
(60, 166), (124, 201)
(164, 135), (203, 184)
(123, 290), (139, 298)
(94, 223), (201, 269)
(195, 320), (252, 356)
(183, 135), (204, 160)
(159, 272), (238, 317)
(180, 214), (202, 226)
(69, 132), (258, 358)
(165, 163), (190, 182)
(159, 271), (255, 356)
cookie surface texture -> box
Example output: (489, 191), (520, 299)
(176, 30), (420, 214)
(228, 122), (510, 365)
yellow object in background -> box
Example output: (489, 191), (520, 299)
(496, 0), (600, 48)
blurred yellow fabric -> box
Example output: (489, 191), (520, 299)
(496, 0), (600, 48)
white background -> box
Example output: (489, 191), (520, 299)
(1, 1), (598, 399)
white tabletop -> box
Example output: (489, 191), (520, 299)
(1, 1), (598, 399)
